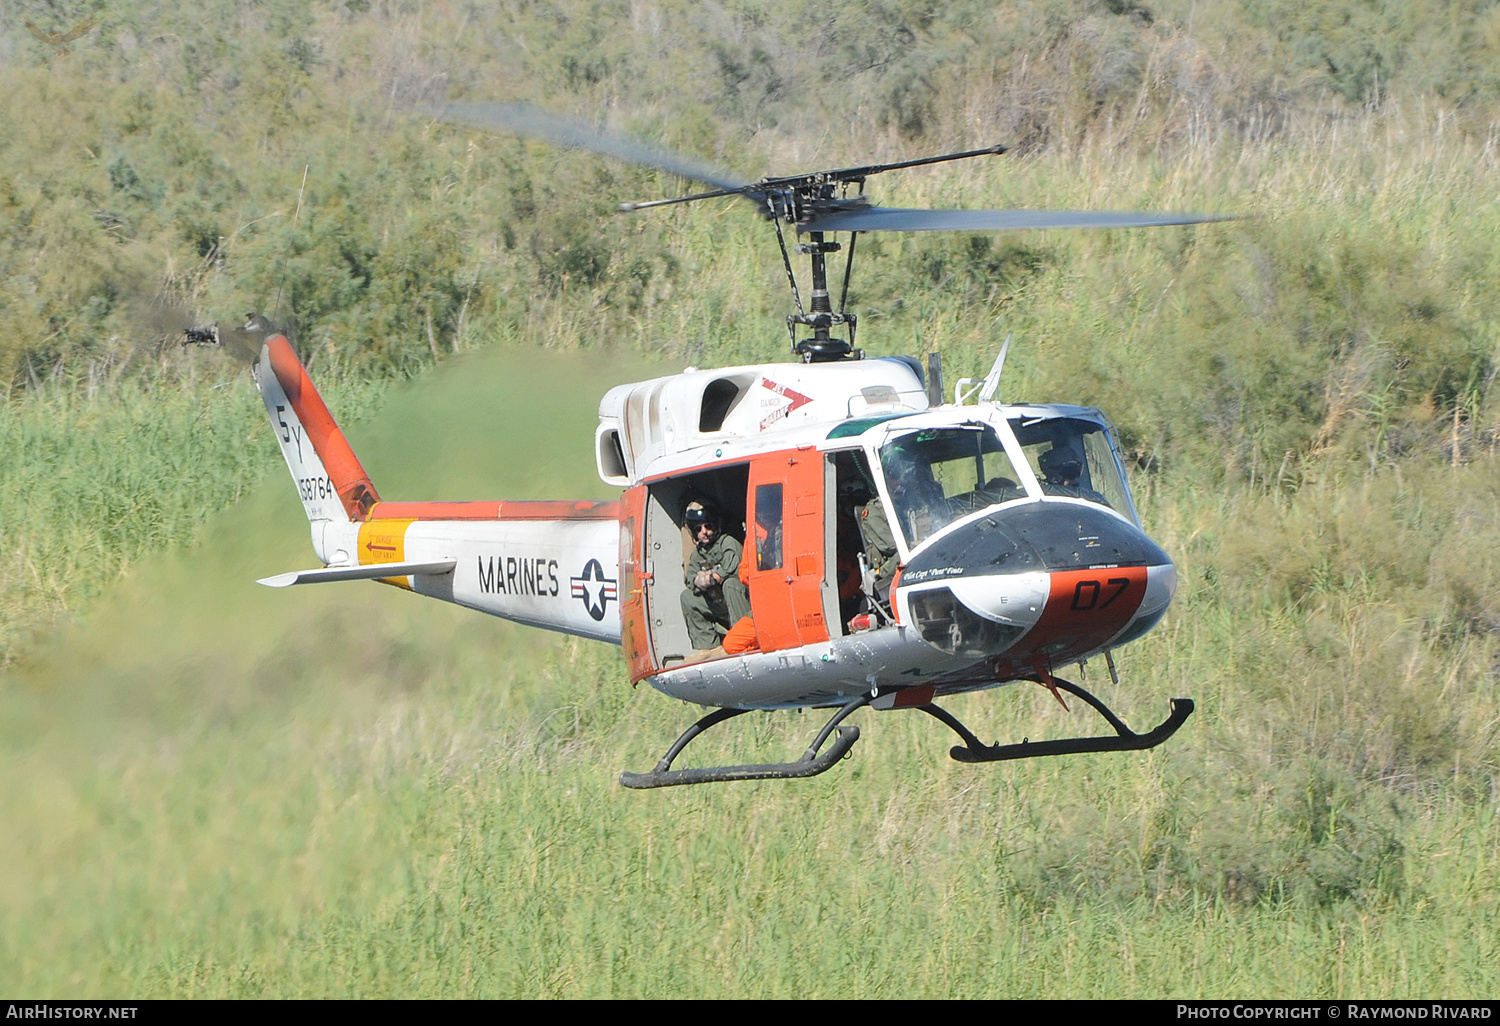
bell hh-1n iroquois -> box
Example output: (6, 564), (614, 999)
(214, 104), (1230, 788)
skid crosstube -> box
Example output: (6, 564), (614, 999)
(620, 696), (869, 789)
(920, 677), (1193, 763)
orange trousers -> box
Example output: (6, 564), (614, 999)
(722, 616), (760, 655)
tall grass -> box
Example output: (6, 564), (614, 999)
(1, 344), (1497, 997)
(0, 358), (397, 669)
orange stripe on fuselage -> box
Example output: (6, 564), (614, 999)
(365, 500), (621, 522)
(1024, 566), (1147, 668)
(266, 336), (380, 520)
(352, 503), (621, 590)
(919, 566), (1152, 690)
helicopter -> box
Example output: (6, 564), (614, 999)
(232, 103), (1228, 788)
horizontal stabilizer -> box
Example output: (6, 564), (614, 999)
(257, 559), (458, 588)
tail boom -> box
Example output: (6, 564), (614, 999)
(250, 331), (623, 644)
(410, 515), (623, 643)
(320, 507), (623, 643)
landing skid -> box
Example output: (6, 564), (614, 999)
(619, 679), (1191, 788)
(620, 695), (870, 789)
(920, 677), (1193, 763)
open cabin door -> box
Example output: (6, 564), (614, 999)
(618, 484), (656, 682)
(746, 448), (832, 652)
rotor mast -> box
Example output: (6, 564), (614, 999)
(626, 145), (1013, 363)
(760, 147), (1009, 363)
(803, 230), (840, 356)
(791, 231), (855, 362)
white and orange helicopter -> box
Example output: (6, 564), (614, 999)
(206, 105), (1228, 788)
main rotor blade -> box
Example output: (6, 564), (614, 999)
(802, 206), (1237, 233)
(418, 101), (751, 193)
(757, 145), (1008, 189)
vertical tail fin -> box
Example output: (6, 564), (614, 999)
(251, 334), (379, 522)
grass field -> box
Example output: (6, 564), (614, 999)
(2, 344), (1496, 997)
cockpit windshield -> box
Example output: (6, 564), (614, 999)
(876, 424), (1024, 549)
(1008, 415), (1134, 518)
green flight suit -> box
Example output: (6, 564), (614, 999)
(859, 497), (901, 600)
(681, 532), (752, 649)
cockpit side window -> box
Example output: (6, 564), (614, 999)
(1007, 416), (1133, 517)
(753, 483), (783, 571)
(876, 425), (1025, 549)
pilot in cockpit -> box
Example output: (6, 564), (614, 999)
(1038, 445), (1110, 506)
(861, 451), (942, 602)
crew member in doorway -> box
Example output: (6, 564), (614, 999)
(861, 454), (932, 603)
(859, 494), (900, 604)
(681, 501), (752, 650)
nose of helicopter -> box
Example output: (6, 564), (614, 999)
(893, 503), (1176, 664)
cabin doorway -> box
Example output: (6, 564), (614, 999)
(641, 464), (750, 664)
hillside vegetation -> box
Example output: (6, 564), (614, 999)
(4, 0), (1500, 389)
(1, 0), (1498, 997)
